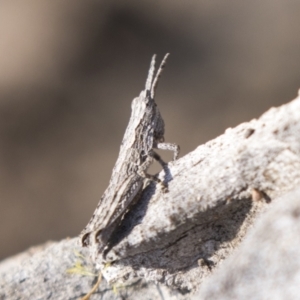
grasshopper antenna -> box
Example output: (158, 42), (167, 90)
(145, 54), (156, 92)
(151, 53), (170, 99)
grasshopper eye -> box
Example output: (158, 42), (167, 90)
(82, 232), (91, 247)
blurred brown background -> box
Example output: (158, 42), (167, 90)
(1, 0), (300, 260)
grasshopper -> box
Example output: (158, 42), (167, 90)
(80, 54), (179, 258)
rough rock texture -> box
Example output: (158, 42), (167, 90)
(0, 238), (185, 300)
(1, 95), (300, 299)
(101, 96), (300, 290)
(195, 186), (300, 300)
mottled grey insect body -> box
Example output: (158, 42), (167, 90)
(80, 54), (179, 258)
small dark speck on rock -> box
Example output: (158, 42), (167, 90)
(244, 128), (255, 138)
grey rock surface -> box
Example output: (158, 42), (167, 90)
(101, 96), (300, 291)
(195, 186), (300, 300)
(1, 96), (300, 299)
(0, 238), (184, 300)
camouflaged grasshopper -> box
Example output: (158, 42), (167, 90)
(80, 54), (179, 258)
